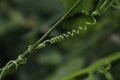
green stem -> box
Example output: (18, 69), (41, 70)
(63, 51), (120, 80)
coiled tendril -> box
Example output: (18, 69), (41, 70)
(49, 26), (87, 44)
(36, 26), (87, 49)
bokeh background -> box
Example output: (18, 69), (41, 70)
(0, 0), (120, 80)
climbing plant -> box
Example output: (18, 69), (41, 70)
(0, 0), (120, 80)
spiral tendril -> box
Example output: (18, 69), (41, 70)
(46, 26), (87, 44)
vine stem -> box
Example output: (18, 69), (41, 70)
(63, 51), (120, 80)
(0, 0), (84, 80)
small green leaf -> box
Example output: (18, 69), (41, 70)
(36, 43), (46, 49)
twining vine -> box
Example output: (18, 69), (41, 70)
(0, 0), (119, 80)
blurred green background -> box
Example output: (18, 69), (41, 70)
(0, 0), (120, 80)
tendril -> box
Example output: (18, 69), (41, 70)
(48, 26), (87, 44)
(98, 61), (113, 80)
(18, 55), (27, 64)
(36, 26), (87, 48)
(86, 15), (96, 25)
(81, 10), (97, 25)
(0, 60), (18, 80)
(112, 0), (120, 9)
(98, 61), (111, 73)
(0, 55), (27, 80)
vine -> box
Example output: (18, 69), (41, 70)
(0, 0), (119, 80)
